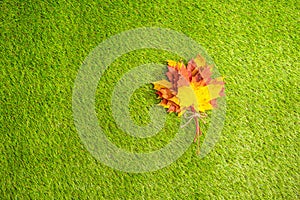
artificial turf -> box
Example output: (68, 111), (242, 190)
(1, 0), (299, 199)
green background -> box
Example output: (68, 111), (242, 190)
(1, 0), (299, 199)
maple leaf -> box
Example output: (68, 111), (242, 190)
(153, 80), (181, 114)
(166, 67), (179, 93)
(153, 79), (172, 90)
(194, 54), (206, 68)
(177, 85), (198, 113)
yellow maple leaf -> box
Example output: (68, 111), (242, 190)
(191, 84), (213, 112)
(194, 54), (206, 68)
(153, 80), (172, 91)
(167, 60), (184, 70)
(206, 84), (224, 100)
(191, 81), (224, 112)
(167, 60), (177, 68)
(177, 85), (199, 112)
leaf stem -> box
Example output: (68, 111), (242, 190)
(191, 106), (202, 155)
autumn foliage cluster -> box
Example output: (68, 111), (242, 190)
(153, 54), (225, 153)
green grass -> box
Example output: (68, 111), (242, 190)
(1, 0), (299, 199)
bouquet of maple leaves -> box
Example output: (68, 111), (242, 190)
(153, 54), (225, 154)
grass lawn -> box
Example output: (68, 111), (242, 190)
(1, 0), (299, 199)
